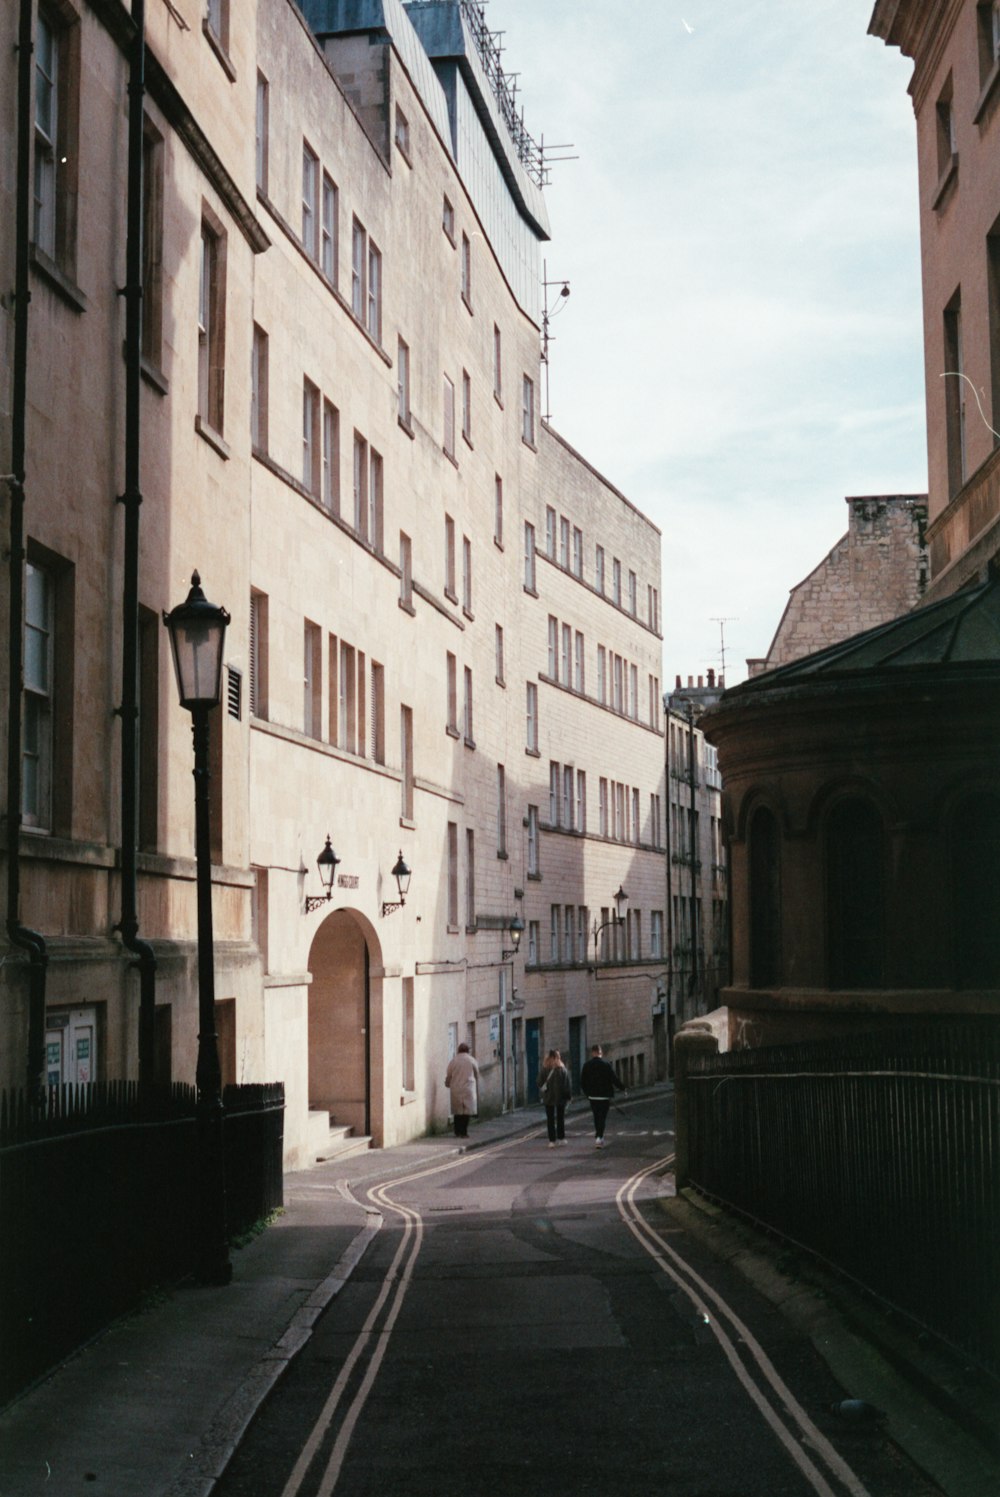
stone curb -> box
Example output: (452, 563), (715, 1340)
(160, 1216), (382, 1497)
(660, 1189), (1000, 1497)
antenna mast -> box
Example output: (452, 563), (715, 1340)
(710, 617), (737, 681)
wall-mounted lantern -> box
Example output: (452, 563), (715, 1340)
(502, 913), (525, 960)
(305, 836), (341, 913)
(381, 851), (411, 916)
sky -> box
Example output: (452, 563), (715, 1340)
(491, 0), (928, 685)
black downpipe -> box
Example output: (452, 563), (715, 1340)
(8, 0), (49, 1100)
(687, 703), (700, 997)
(118, 0), (157, 1086)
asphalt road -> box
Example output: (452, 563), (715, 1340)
(214, 1094), (941, 1497)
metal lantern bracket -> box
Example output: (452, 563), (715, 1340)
(381, 851), (411, 916)
(502, 913), (525, 960)
(306, 836), (341, 913)
(591, 886), (629, 968)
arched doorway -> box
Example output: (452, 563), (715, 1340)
(307, 910), (382, 1140)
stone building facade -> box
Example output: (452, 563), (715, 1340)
(748, 495), (928, 675)
(698, 2), (1000, 1051)
(664, 675), (728, 1053)
(0, 0), (666, 1166)
(870, 0), (1000, 595)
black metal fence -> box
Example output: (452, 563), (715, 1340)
(0, 1079), (284, 1406)
(682, 1019), (1000, 1377)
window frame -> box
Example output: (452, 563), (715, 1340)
(302, 376), (320, 496)
(33, 2), (80, 279)
(321, 171), (338, 282)
(443, 373), (456, 460)
(522, 374), (536, 446)
(526, 682), (538, 752)
(322, 397), (340, 513)
(302, 140), (319, 260)
(196, 211), (227, 439)
(255, 71), (269, 193)
(397, 336), (411, 428)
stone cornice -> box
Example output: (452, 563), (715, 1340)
(868, 0), (965, 113)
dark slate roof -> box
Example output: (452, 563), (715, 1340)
(738, 575), (1000, 690)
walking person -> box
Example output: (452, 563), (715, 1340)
(537, 1048), (572, 1147)
(444, 1042), (480, 1139)
(580, 1043), (624, 1148)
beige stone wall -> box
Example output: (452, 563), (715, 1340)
(522, 429), (667, 1087)
(758, 495), (927, 671)
(0, 0), (666, 1166)
(872, 1), (1000, 592)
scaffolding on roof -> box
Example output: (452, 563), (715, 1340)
(458, 0), (574, 187)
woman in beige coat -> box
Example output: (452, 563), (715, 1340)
(444, 1043), (479, 1138)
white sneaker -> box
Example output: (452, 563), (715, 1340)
(595, 1138), (603, 1148)
(548, 1141), (556, 1148)
(557, 1138), (567, 1146)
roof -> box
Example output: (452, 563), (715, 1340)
(727, 575), (1000, 696)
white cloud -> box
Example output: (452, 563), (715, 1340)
(493, 0), (927, 681)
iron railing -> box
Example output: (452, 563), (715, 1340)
(0, 1079), (284, 1405)
(683, 1020), (1000, 1377)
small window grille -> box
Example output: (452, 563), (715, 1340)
(227, 665), (242, 719)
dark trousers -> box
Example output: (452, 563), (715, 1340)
(588, 1098), (611, 1138)
(454, 1113), (470, 1137)
(545, 1103), (566, 1141)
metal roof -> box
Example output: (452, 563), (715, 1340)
(732, 574), (1000, 693)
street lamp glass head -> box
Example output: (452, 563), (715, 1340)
(164, 572), (230, 711)
(614, 885), (629, 921)
(508, 913), (525, 950)
(317, 836), (341, 892)
(391, 851), (411, 899)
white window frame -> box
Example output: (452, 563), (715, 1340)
(321, 171), (337, 280)
(255, 72), (269, 193)
(22, 561), (54, 829)
(522, 375), (536, 445)
(526, 682), (538, 752)
(302, 141), (318, 258)
(397, 337), (411, 426)
(524, 521), (536, 591)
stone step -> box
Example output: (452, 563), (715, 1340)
(313, 1116), (372, 1164)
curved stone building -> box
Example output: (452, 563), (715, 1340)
(703, 575), (1000, 1048)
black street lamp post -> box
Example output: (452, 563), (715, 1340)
(164, 572), (232, 1285)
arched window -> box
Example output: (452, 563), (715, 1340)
(749, 805), (781, 988)
(826, 798), (884, 989)
(953, 794), (1000, 988)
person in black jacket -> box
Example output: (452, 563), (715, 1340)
(579, 1044), (624, 1148)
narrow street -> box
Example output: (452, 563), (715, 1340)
(214, 1095), (939, 1497)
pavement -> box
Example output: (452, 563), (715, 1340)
(0, 1108), (543, 1497)
(1, 1090), (998, 1497)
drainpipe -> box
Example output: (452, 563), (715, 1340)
(8, 0), (49, 1100)
(687, 701), (699, 1002)
(663, 697), (675, 1068)
(116, 0), (157, 1087)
